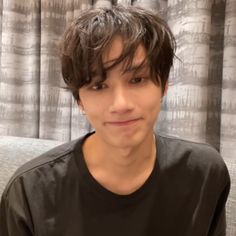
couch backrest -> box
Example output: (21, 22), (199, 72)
(0, 136), (62, 196)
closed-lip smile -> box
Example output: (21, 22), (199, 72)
(105, 118), (141, 126)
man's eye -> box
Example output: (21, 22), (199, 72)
(91, 82), (106, 91)
(130, 77), (146, 84)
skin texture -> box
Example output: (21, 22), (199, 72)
(78, 36), (167, 194)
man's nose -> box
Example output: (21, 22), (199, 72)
(108, 87), (134, 114)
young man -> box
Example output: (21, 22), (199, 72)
(0, 6), (230, 236)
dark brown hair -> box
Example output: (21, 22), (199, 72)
(59, 5), (176, 101)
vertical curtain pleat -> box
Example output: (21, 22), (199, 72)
(220, 0), (236, 160)
(39, 0), (71, 141)
(0, 0), (40, 137)
(158, 0), (215, 145)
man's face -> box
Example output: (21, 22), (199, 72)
(79, 36), (166, 149)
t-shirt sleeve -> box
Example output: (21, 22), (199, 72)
(0, 177), (34, 236)
(208, 165), (231, 236)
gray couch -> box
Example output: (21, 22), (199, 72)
(0, 135), (235, 235)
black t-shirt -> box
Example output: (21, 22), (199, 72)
(0, 132), (230, 236)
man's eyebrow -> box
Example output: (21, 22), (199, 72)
(88, 70), (107, 84)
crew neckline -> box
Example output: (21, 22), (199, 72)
(74, 132), (162, 204)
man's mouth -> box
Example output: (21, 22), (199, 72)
(105, 118), (142, 126)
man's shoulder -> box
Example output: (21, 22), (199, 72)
(2, 136), (84, 197)
(15, 138), (78, 173)
(157, 134), (229, 178)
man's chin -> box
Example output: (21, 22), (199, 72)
(106, 134), (144, 149)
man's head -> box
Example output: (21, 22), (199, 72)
(60, 6), (176, 148)
(60, 5), (175, 102)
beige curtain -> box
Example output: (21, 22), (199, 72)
(0, 0), (235, 160)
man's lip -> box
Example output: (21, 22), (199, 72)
(105, 118), (141, 126)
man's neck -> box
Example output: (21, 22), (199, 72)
(82, 132), (156, 195)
